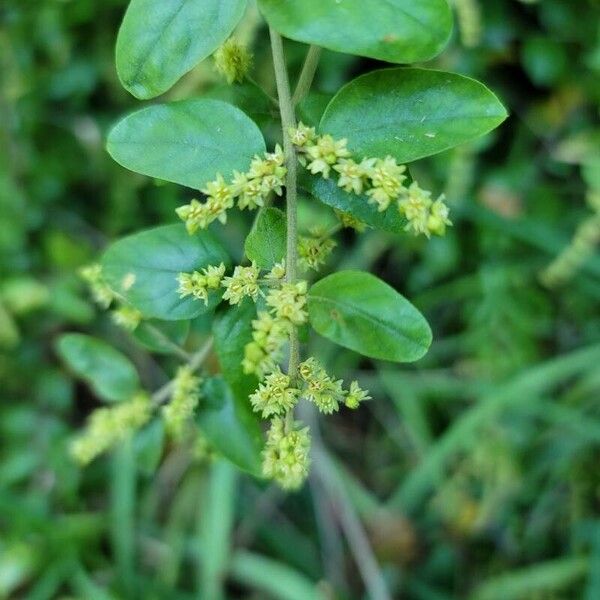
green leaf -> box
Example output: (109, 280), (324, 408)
(303, 174), (406, 234)
(308, 271), (432, 362)
(56, 334), (139, 403)
(101, 224), (229, 321)
(107, 99), (265, 190)
(257, 0), (452, 64)
(132, 319), (190, 354)
(229, 551), (322, 600)
(213, 299), (259, 402)
(197, 377), (263, 476)
(320, 68), (508, 164)
(116, 0), (247, 99)
(244, 208), (286, 269)
(205, 82), (278, 134)
(133, 420), (165, 475)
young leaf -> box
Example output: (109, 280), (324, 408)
(101, 224), (229, 321)
(56, 333), (139, 403)
(258, 0), (452, 64)
(308, 271), (432, 362)
(320, 68), (508, 164)
(303, 175), (406, 234)
(213, 299), (258, 402)
(244, 207), (286, 269)
(116, 0), (247, 99)
(197, 377), (263, 476)
(107, 99), (265, 190)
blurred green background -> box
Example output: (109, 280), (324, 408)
(1, 0), (600, 598)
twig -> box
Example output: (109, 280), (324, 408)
(300, 403), (392, 600)
(151, 336), (214, 407)
(292, 45), (322, 106)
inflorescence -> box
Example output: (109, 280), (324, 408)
(290, 122), (452, 238)
(177, 259), (371, 490)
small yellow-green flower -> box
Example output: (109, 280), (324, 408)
(298, 235), (337, 272)
(335, 209), (367, 232)
(111, 305), (142, 331)
(249, 366), (299, 417)
(398, 181), (433, 236)
(366, 156), (407, 211)
(298, 357), (344, 415)
(213, 38), (253, 84)
(306, 135), (351, 179)
(163, 366), (202, 438)
(79, 263), (115, 308)
(266, 281), (308, 325)
(232, 171), (265, 211)
(221, 262), (260, 305)
(427, 196), (452, 236)
(70, 392), (151, 465)
(262, 417), (311, 490)
(345, 381), (371, 409)
(334, 158), (374, 195)
(289, 122), (317, 148)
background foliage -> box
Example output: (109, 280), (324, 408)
(1, 0), (600, 598)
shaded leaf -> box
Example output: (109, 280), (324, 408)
(244, 207), (286, 269)
(56, 334), (139, 403)
(197, 377), (263, 476)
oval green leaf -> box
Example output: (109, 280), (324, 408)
(258, 0), (452, 64)
(244, 207), (286, 269)
(107, 99), (266, 190)
(197, 377), (263, 476)
(56, 333), (140, 403)
(320, 68), (508, 164)
(308, 271), (432, 362)
(101, 224), (229, 321)
(116, 0), (247, 99)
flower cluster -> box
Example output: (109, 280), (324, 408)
(248, 356), (370, 489)
(299, 357), (370, 413)
(249, 366), (299, 417)
(111, 305), (142, 331)
(298, 232), (337, 272)
(162, 366), (202, 438)
(176, 147), (286, 234)
(178, 263), (226, 305)
(178, 262), (262, 307)
(262, 417), (311, 490)
(80, 263), (115, 308)
(290, 123), (452, 238)
(70, 392), (151, 465)
(335, 209), (367, 233)
(222, 263), (260, 305)
(213, 38), (253, 84)
(243, 278), (308, 377)
(243, 310), (292, 378)
(265, 281), (308, 325)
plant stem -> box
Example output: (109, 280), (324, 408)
(292, 45), (321, 106)
(270, 28), (301, 431)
